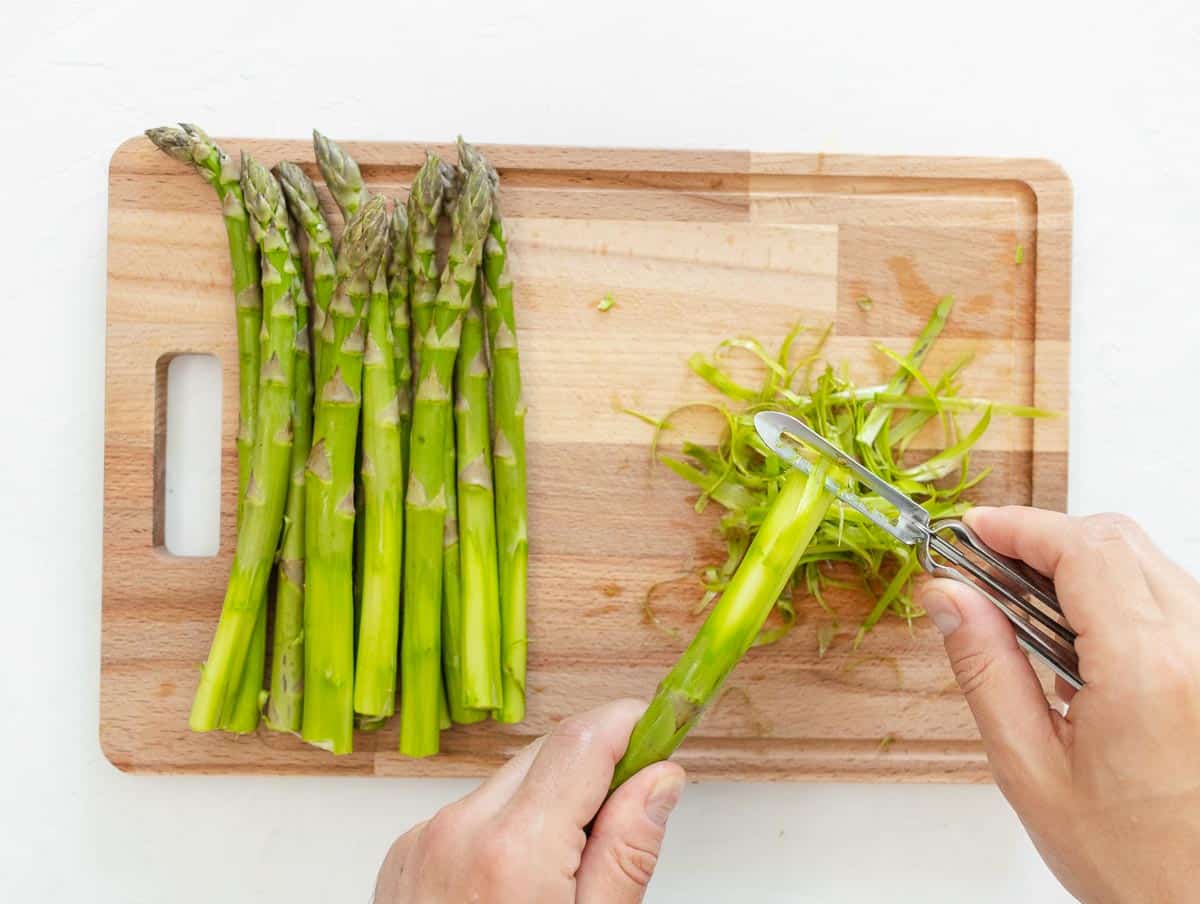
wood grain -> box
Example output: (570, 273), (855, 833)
(103, 137), (1072, 780)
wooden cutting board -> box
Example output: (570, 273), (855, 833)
(103, 137), (1070, 780)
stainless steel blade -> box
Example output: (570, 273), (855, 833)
(752, 411), (929, 545)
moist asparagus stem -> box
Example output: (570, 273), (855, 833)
(456, 277), (503, 711)
(400, 156), (493, 757)
(611, 463), (836, 788)
(277, 161), (336, 378)
(302, 196), (390, 753)
(475, 147), (529, 724)
(313, 130), (370, 222)
(146, 125), (262, 528)
(188, 154), (299, 731)
(353, 241), (404, 719)
(265, 225), (314, 733)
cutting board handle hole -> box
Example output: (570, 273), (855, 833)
(154, 353), (222, 557)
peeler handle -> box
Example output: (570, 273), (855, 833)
(917, 519), (1083, 690)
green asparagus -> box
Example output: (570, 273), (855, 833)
(476, 150), (529, 724)
(388, 205), (413, 474)
(353, 235), (404, 719)
(146, 124), (262, 528)
(313, 130), (369, 222)
(265, 223), (314, 733)
(455, 278), (502, 711)
(611, 462), (836, 788)
(277, 161), (336, 378)
(188, 153), (299, 731)
(302, 196), (390, 753)
(400, 158), (493, 757)
(406, 154), (455, 345)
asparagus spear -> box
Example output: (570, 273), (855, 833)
(188, 154), (299, 731)
(441, 423), (486, 724)
(276, 161), (336, 378)
(302, 196), (390, 753)
(146, 124), (261, 530)
(313, 130), (369, 222)
(455, 277), (503, 711)
(476, 150), (530, 724)
(611, 463), (836, 788)
(265, 224), (314, 733)
(406, 154), (455, 346)
(400, 161), (493, 757)
(388, 205), (413, 473)
(353, 237), (404, 719)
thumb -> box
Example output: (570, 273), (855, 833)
(918, 578), (1062, 792)
(575, 761), (684, 903)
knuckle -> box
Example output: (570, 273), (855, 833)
(477, 829), (524, 885)
(951, 649), (998, 697)
(552, 714), (596, 748)
(421, 801), (471, 854)
(606, 835), (660, 888)
(1079, 512), (1141, 547)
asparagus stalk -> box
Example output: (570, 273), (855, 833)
(276, 161), (336, 378)
(313, 130), (369, 222)
(406, 154), (455, 345)
(265, 224), (314, 733)
(455, 278), (503, 711)
(441, 424), (486, 724)
(477, 155), (530, 724)
(188, 154), (299, 731)
(146, 125), (262, 528)
(302, 196), (390, 753)
(611, 463), (836, 788)
(388, 205), (413, 474)
(353, 236), (404, 719)
(400, 160), (493, 757)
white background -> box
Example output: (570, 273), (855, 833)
(3, 0), (1198, 901)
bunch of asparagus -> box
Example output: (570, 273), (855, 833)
(147, 125), (527, 756)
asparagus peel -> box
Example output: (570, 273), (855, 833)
(353, 240), (404, 719)
(400, 159), (493, 757)
(313, 130), (369, 222)
(276, 161), (336, 378)
(302, 196), (390, 753)
(455, 277), (503, 711)
(611, 462), (836, 788)
(188, 154), (299, 732)
(265, 224), (314, 733)
(477, 153), (529, 724)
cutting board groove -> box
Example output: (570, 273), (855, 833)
(103, 138), (1071, 780)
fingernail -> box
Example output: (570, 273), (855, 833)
(645, 772), (685, 826)
(919, 590), (962, 636)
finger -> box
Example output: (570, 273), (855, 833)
(374, 821), (427, 902)
(1053, 675), (1077, 705)
(964, 506), (1074, 579)
(1055, 513), (1158, 632)
(505, 698), (647, 833)
(576, 761), (685, 904)
(918, 578), (1063, 795)
(460, 735), (546, 817)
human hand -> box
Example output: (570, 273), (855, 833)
(373, 699), (686, 903)
(918, 506), (1200, 904)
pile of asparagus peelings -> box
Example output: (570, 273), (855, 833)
(146, 125), (527, 757)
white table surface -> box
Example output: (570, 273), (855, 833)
(4, 0), (1198, 900)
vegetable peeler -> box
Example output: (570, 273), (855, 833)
(753, 411), (1082, 689)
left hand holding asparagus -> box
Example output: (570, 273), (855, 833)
(374, 699), (685, 903)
